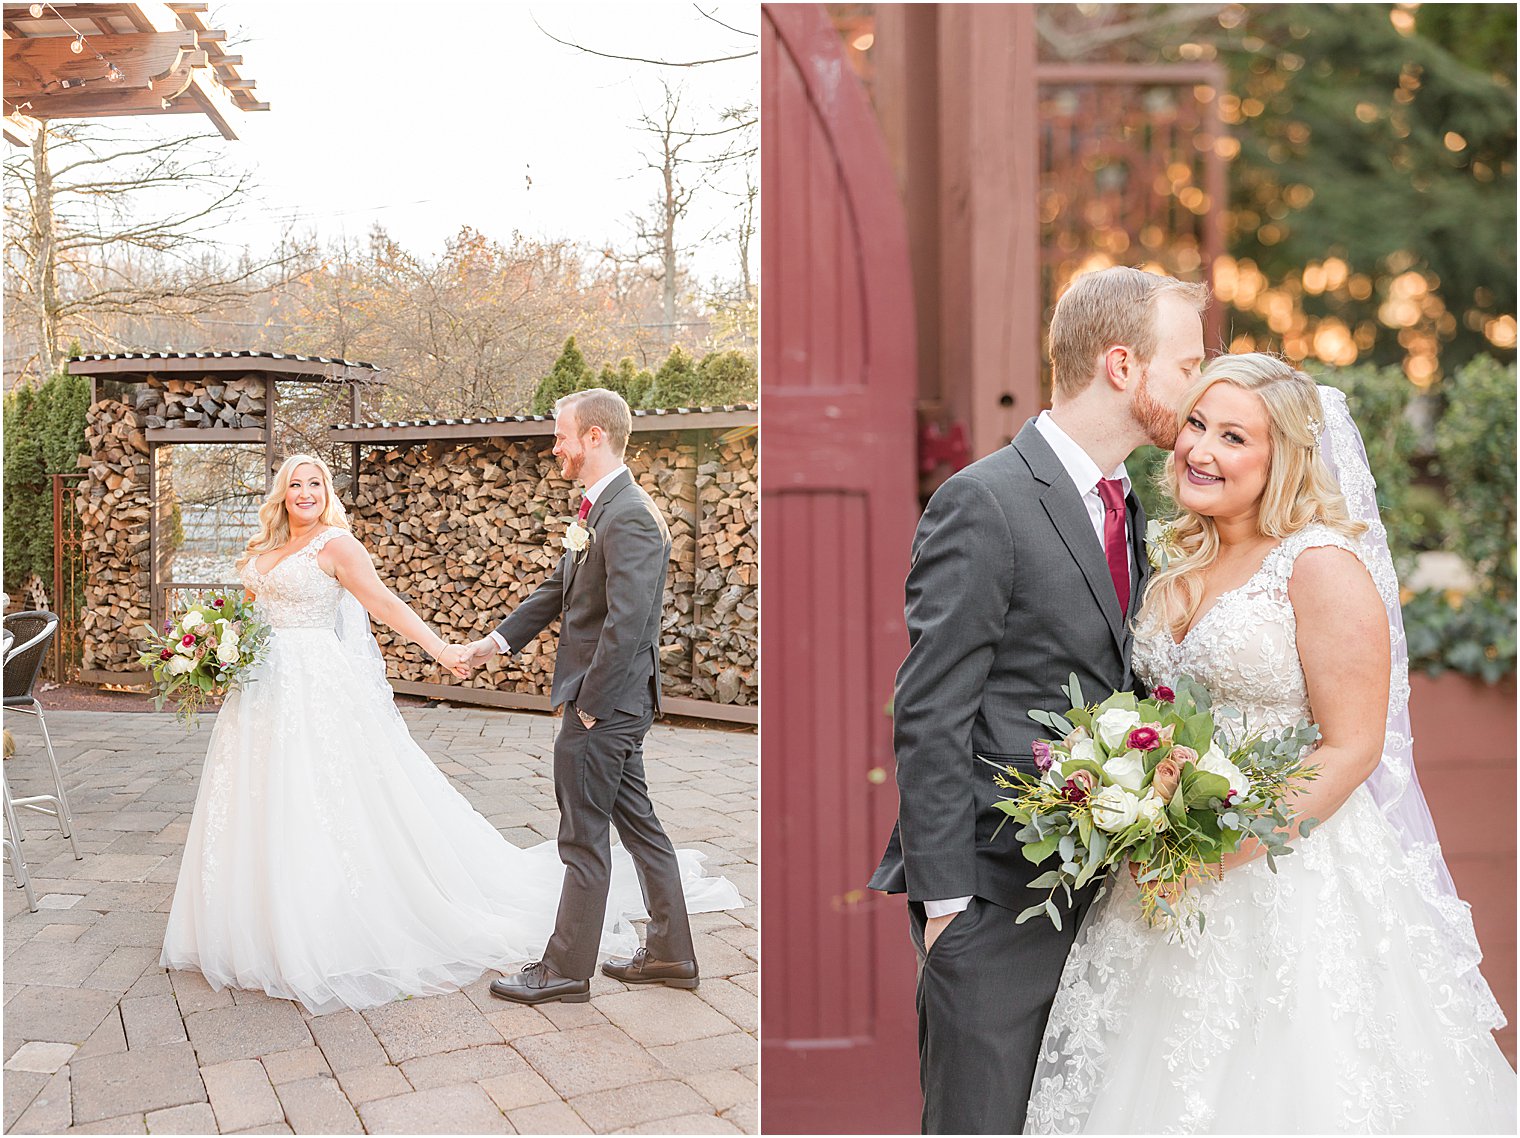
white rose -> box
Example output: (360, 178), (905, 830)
(1069, 737), (1097, 766)
(563, 520), (590, 553)
(1095, 707), (1142, 750)
(174, 637), (196, 657)
(1135, 789), (1169, 832)
(1197, 743), (1252, 797)
(1091, 784), (1141, 832)
(166, 655), (195, 675)
(216, 639), (240, 666)
(1102, 748), (1146, 792)
(179, 609), (204, 633)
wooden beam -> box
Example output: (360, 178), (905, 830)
(3, 31), (195, 101)
(67, 356), (379, 380)
(145, 426), (265, 444)
(328, 409), (758, 444)
(2, 110), (41, 147)
(166, 2), (210, 12)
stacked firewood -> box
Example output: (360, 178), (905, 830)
(133, 375), (267, 431)
(347, 429), (758, 707)
(77, 400), (157, 671)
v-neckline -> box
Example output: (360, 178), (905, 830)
(253, 528), (330, 579)
(1170, 541), (1284, 648)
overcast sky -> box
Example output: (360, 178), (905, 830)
(206, 1), (758, 282)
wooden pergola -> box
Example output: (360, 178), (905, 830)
(2, 1), (266, 146)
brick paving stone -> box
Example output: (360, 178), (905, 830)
(167, 968), (234, 1016)
(73, 1007), (126, 1058)
(143, 1102), (218, 1134)
(121, 993), (189, 1049)
(5, 1040), (78, 1073)
(684, 1069), (755, 1113)
(721, 1100), (758, 1134)
(569, 1079), (711, 1132)
(648, 1032), (758, 1079)
(333, 1063), (411, 1105)
(184, 1000), (312, 1066)
(72, 855), (166, 883)
(534, 999), (609, 1031)
(36, 894), (85, 910)
(70, 1041), (206, 1124)
(593, 988), (736, 1048)
(78, 911), (169, 948)
(201, 1058), (285, 1132)
(478, 1068), (559, 1113)
(512, 1025), (667, 1098)
(308, 1009), (390, 1073)
(693, 977), (758, 1034)
(505, 1099), (591, 1134)
(358, 1084), (512, 1135)
(399, 1043), (529, 1090)
(4, 1070), (49, 1132)
(63, 1111), (147, 1133)
(273, 1075), (363, 1134)
(4, 941), (114, 987)
(82, 946), (162, 995)
(618, 1113), (742, 1134)
(13, 1064), (72, 1133)
(482, 1004), (556, 1044)
(125, 968), (173, 999)
(75, 883), (173, 913)
(362, 993), (500, 1064)
(259, 1045), (330, 1085)
(223, 1123), (293, 1135)
(4, 985), (120, 1045)
(29, 922), (90, 943)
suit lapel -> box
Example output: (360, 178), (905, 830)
(564, 469), (633, 607)
(1127, 488), (1151, 632)
(1014, 423), (1125, 650)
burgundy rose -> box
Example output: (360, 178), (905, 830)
(1127, 726), (1162, 752)
(180, 633), (196, 648)
(1153, 686), (1175, 703)
(1031, 739), (1054, 772)
(212, 597), (226, 608)
(1063, 768), (1098, 804)
(159, 648), (174, 661)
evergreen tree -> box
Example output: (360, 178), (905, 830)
(530, 335), (595, 415)
(648, 344), (702, 407)
(598, 357), (656, 409)
(694, 349), (758, 404)
(3, 371), (90, 595)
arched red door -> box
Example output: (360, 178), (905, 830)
(760, 5), (922, 1132)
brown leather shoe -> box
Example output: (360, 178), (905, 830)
(489, 961), (590, 1004)
(600, 947), (699, 989)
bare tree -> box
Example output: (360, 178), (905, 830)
(2, 123), (313, 382)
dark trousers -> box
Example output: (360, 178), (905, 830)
(909, 892), (1090, 1134)
(542, 694), (694, 979)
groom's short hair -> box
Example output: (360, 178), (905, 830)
(556, 388), (633, 455)
(1049, 267), (1209, 398)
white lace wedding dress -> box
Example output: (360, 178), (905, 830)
(160, 526), (743, 1015)
(1025, 523), (1515, 1134)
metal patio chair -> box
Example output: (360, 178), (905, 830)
(1, 628), (37, 910)
(3, 611), (82, 860)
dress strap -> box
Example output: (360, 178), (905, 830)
(1261, 523), (1363, 599)
(303, 526), (349, 557)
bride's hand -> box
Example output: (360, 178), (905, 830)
(437, 643), (472, 678)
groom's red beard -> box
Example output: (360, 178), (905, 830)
(1132, 368), (1179, 450)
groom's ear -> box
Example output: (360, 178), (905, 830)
(1103, 344), (1137, 392)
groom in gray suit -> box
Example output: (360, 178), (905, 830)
(463, 388), (697, 1004)
(869, 268), (1207, 1133)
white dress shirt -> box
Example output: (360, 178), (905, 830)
(487, 463), (629, 656)
(925, 415), (1133, 920)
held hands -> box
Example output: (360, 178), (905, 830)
(436, 643), (473, 678)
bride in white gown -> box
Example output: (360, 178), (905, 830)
(161, 454), (741, 1016)
(1026, 356), (1515, 1133)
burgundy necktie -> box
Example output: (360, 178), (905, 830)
(1096, 478), (1130, 617)
(577, 497), (591, 521)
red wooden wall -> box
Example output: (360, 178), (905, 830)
(760, 4), (922, 1132)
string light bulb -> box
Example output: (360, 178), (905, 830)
(28, 3), (43, 17)
(70, 34), (84, 54)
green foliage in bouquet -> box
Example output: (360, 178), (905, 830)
(139, 591), (271, 727)
(990, 674), (1321, 935)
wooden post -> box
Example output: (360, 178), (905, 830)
(263, 374), (276, 487)
(349, 379), (360, 499)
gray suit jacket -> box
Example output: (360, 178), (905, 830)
(869, 420), (1151, 912)
(495, 469), (672, 719)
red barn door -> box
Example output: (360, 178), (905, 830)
(761, 5), (922, 1132)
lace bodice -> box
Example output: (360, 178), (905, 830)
(1133, 523), (1364, 736)
(240, 527), (346, 629)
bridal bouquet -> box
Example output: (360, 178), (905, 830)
(989, 673), (1321, 934)
(138, 591), (271, 727)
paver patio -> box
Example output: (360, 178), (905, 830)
(2, 708), (757, 1134)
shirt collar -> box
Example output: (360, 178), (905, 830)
(583, 463), (629, 507)
(1035, 410), (1130, 498)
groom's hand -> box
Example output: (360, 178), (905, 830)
(924, 912), (957, 953)
(464, 637), (499, 667)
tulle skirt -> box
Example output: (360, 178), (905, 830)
(161, 627), (743, 1015)
(1025, 785), (1515, 1134)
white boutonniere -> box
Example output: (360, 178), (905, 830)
(1145, 518), (1180, 570)
(562, 517), (595, 562)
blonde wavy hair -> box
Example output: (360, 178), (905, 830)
(1141, 353), (1365, 640)
(236, 453), (350, 572)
